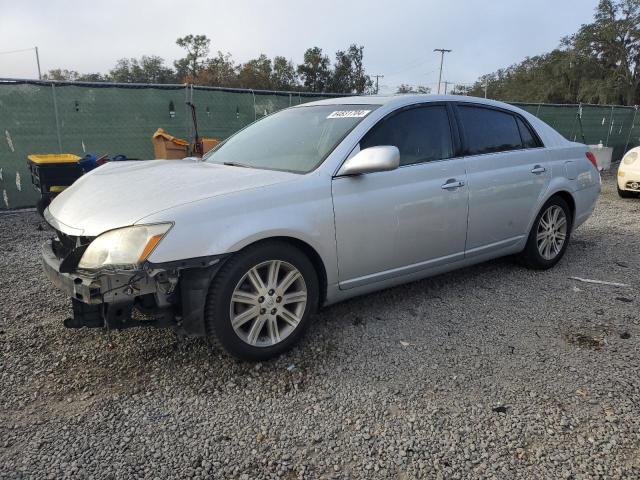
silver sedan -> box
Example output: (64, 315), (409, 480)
(42, 95), (600, 360)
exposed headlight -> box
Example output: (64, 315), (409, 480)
(78, 223), (172, 270)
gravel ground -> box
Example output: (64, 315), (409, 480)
(1, 173), (639, 480)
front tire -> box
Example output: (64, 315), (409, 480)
(520, 196), (572, 270)
(204, 241), (319, 361)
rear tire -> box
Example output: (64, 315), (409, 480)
(520, 196), (572, 270)
(204, 241), (319, 361)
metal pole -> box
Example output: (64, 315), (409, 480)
(623, 106), (637, 154)
(577, 103), (586, 144)
(434, 49), (451, 95)
(251, 90), (256, 121)
(35, 46), (41, 80)
(184, 84), (192, 148)
(51, 84), (62, 152)
(484, 82), (488, 99)
(372, 74), (384, 94)
(605, 105), (614, 147)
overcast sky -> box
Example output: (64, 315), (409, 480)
(0, 0), (598, 93)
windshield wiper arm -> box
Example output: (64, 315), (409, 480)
(223, 161), (253, 168)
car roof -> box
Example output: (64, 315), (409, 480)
(301, 94), (571, 148)
(300, 94), (518, 111)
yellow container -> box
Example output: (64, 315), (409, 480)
(152, 128), (189, 159)
(27, 154), (82, 164)
(201, 137), (221, 154)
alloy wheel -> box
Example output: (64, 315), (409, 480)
(536, 205), (567, 260)
(229, 260), (307, 347)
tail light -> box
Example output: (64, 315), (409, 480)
(586, 151), (598, 169)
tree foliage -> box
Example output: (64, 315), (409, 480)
(466, 0), (640, 105)
(42, 69), (107, 82)
(297, 47), (332, 92)
(109, 55), (177, 83)
(44, 34), (374, 94)
(174, 34), (211, 79)
(396, 84), (431, 94)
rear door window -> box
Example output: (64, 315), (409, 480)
(360, 105), (453, 166)
(458, 106), (523, 155)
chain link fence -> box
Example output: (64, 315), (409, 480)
(0, 79), (344, 209)
(513, 102), (640, 162)
(1, 78), (639, 209)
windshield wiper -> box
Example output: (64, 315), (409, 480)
(223, 161), (253, 168)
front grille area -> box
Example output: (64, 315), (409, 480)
(625, 181), (640, 191)
(51, 230), (93, 261)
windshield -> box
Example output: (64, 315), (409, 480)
(204, 104), (378, 173)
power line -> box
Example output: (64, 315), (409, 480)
(0, 47), (36, 56)
(383, 59), (439, 77)
(0, 47), (41, 80)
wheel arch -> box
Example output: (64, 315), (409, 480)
(549, 190), (576, 223)
(233, 236), (328, 310)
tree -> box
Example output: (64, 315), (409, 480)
(42, 69), (80, 81)
(175, 34), (211, 80)
(570, 0), (640, 104)
(109, 56), (176, 83)
(236, 54), (273, 89)
(329, 45), (372, 94)
(271, 56), (298, 90)
(330, 50), (352, 93)
(77, 72), (109, 82)
(465, 0), (640, 105)
(347, 44), (372, 94)
(297, 47), (331, 92)
(196, 52), (238, 87)
(39, 38), (376, 94)
(449, 84), (472, 95)
(396, 84), (431, 94)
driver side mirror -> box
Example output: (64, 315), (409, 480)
(337, 146), (400, 176)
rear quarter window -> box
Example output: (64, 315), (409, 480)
(516, 117), (543, 149)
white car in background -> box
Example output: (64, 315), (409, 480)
(617, 146), (640, 197)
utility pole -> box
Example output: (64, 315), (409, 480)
(35, 46), (41, 80)
(372, 74), (384, 94)
(484, 81), (488, 99)
(434, 48), (452, 95)
(443, 81), (452, 95)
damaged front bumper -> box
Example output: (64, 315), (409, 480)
(41, 239), (225, 335)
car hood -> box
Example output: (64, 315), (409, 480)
(46, 159), (298, 236)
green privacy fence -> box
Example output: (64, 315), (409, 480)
(1, 78), (639, 209)
(0, 79), (343, 209)
(513, 102), (640, 162)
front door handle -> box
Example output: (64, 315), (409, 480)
(441, 179), (465, 190)
(531, 165), (546, 174)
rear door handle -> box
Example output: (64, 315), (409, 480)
(531, 165), (546, 174)
(441, 180), (465, 190)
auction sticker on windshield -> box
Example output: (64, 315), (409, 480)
(327, 110), (371, 119)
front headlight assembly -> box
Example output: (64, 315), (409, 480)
(623, 151), (638, 165)
(78, 223), (172, 270)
